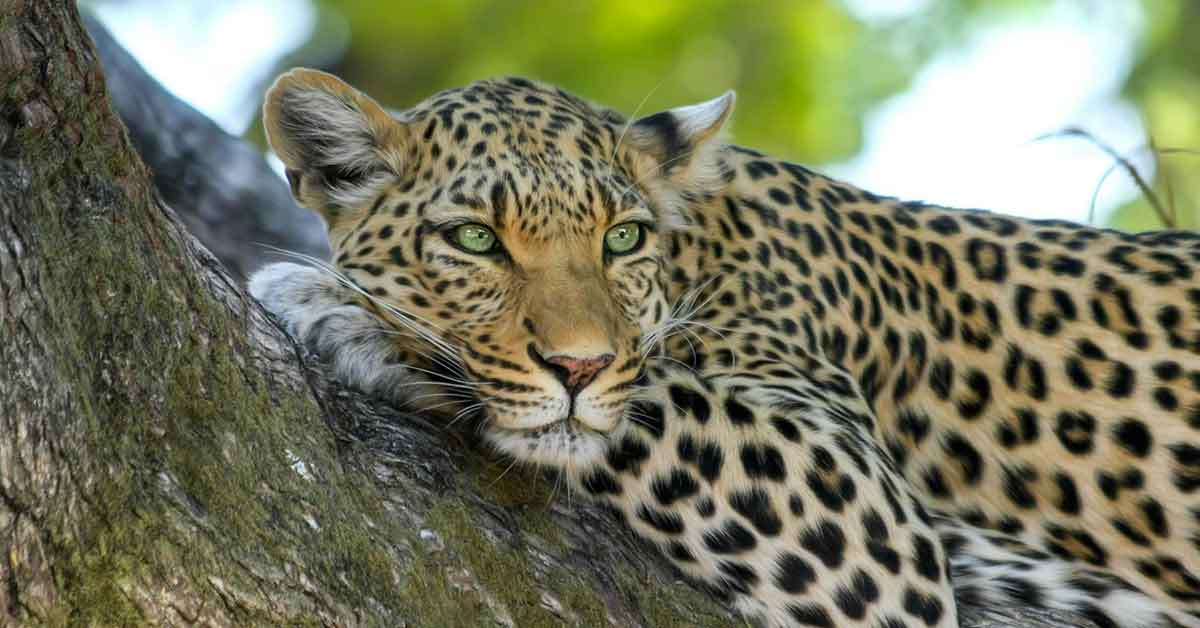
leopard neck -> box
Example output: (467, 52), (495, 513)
(662, 146), (978, 420)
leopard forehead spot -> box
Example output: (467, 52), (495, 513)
(260, 69), (1200, 628)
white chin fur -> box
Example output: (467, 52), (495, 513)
(572, 394), (621, 432)
(483, 423), (612, 468)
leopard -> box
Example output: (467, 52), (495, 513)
(248, 67), (1200, 628)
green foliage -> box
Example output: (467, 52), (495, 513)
(89, 0), (1195, 229)
(1111, 0), (1200, 229)
(307, 0), (1194, 229)
(316, 0), (920, 162)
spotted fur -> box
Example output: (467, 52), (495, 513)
(250, 68), (1200, 628)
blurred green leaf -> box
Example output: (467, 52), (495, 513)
(96, 0), (1198, 229)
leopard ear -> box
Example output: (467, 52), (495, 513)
(628, 91), (734, 228)
(263, 68), (409, 230)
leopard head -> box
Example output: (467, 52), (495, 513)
(263, 69), (733, 465)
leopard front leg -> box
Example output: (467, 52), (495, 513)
(248, 262), (443, 405)
(574, 359), (959, 628)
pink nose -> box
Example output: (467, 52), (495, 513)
(544, 353), (615, 392)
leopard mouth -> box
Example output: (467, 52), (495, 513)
(511, 417), (606, 438)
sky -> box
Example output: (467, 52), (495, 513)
(94, 0), (1149, 225)
(93, 0), (316, 133)
(832, 0), (1148, 223)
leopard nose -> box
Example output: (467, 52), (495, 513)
(530, 346), (615, 393)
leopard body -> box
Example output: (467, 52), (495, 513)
(250, 69), (1200, 628)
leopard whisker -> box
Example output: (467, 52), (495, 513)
(262, 247), (465, 368)
(405, 391), (479, 405)
(373, 329), (469, 375)
(378, 359), (476, 388)
(420, 398), (478, 413)
(640, 273), (729, 357)
(485, 455), (524, 491)
(447, 400), (492, 428)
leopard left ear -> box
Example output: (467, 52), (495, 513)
(628, 91), (734, 227)
(263, 68), (409, 232)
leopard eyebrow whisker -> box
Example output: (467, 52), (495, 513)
(608, 79), (666, 164)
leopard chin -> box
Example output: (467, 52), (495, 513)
(482, 418), (618, 468)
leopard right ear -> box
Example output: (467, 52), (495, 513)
(263, 68), (409, 230)
(627, 91), (735, 229)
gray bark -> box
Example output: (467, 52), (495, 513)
(0, 2), (1093, 626)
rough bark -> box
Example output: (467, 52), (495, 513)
(0, 3), (1094, 627)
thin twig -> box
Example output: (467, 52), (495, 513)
(1034, 126), (1171, 227)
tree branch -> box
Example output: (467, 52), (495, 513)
(81, 14), (330, 280)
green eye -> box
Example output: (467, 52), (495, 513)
(450, 223), (498, 254)
(604, 222), (644, 255)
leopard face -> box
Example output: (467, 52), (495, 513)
(262, 70), (732, 466)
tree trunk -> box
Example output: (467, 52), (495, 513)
(0, 3), (1095, 627)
